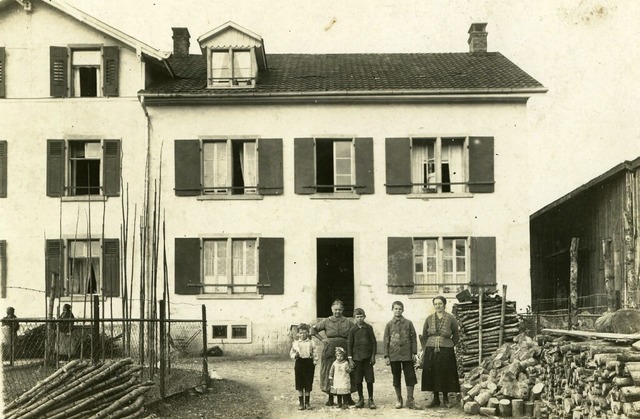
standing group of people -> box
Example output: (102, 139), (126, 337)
(289, 297), (460, 411)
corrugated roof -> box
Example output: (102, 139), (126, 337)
(142, 52), (545, 95)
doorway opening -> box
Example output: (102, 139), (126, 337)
(316, 238), (354, 318)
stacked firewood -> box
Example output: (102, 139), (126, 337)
(459, 328), (640, 418)
(3, 358), (154, 419)
(453, 294), (520, 372)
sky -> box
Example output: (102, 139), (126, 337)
(66, 0), (640, 213)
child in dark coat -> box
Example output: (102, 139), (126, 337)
(347, 308), (377, 409)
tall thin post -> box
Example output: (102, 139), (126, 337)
(569, 237), (580, 330)
(624, 172), (637, 308)
(159, 299), (166, 399)
(478, 286), (483, 366)
(603, 239), (616, 312)
(92, 295), (100, 365)
(202, 304), (209, 387)
(498, 284), (507, 347)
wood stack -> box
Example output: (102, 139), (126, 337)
(453, 294), (520, 372)
(3, 358), (154, 419)
(459, 326), (640, 418)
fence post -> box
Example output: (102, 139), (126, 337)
(202, 304), (209, 387)
(92, 295), (100, 365)
(159, 300), (166, 399)
(569, 237), (580, 330)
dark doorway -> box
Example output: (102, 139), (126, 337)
(316, 238), (354, 317)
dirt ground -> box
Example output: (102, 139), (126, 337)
(147, 355), (474, 419)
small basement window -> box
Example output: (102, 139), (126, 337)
(210, 322), (251, 343)
(231, 325), (247, 339)
(212, 325), (228, 339)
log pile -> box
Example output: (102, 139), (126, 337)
(453, 294), (520, 372)
(459, 326), (640, 418)
(3, 358), (154, 419)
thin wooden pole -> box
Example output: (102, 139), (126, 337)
(202, 304), (209, 386)
(478, 286), (483, 366)
(498, 284), (507, 347)
(624, 171), (637, 308)
(569, 237), (580, 330)
(159, 299), (166, 399)
(92, 295), (100, 365)
(603, 239), (616, 312)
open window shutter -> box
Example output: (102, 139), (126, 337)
(470, 236), (496, 286)
(45, 239), (63, 297)
(258, 237), (284, 295)
(50, 46), (68, 98)
(102, 46), (119, 97)
(468, 136), (495, 193)
(294, 138), (315, 194)
(355, 137), (374, 194)
(258, 138), (283, 195)
(385, 138), (411, 194)
(0, 141), (6, 198)
(0, 47), (6, 98)
(102, 239), (120, 297)
(47, 140), (65, 197)
(174, 140), (201, 196)
(387, 237), (414, 294)
(175, 238), (201, 295)
(103, 140), (120, 196)
(0, 240), (6, 298)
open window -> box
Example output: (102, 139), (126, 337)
(203, 139), (257, 195)
(208, 48), (255, 88)
(411, 137), (467, 194)
(50, 46), (119, 97)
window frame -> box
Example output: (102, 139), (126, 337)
(413, 236), (469, 296)
(315, 137), (356, 194)
(202, 237), (259, 296)
(70, 48), (102, 98)
(202, 138), (258, 196)
(207, 47), (255, 88)
(209, 321), (252, 344)
(65, 238), (102, 296)
(410, 136), (469, 195)
(68, 139), (103, 197)
(50, 45), (119, 98)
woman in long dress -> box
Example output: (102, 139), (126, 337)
(310, 299), (355, 406)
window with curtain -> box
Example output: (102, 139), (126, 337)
(411, 137), (467, 194)
(413, 237), (468, 295)
(203, 238), (257, 294)
(209, 49), (254, 87)
(67, 240), (101, 295)
(203, 139), (257, 195)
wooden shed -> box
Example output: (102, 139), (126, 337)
(530, 157), (640, 312)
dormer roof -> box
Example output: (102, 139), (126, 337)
(197, 21), (267, 71)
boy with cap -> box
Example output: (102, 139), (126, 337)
(347, 308), (377, 409)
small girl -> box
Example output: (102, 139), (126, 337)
(290, 323), (318, 410)
(329, 347), (352, 409)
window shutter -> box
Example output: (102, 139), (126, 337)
(102, 239), (120, 297)
(102, 46), (119, 97)
(468, 136), (495, 193)
(0, 141), (6, 198)
(103, 139), (120, 197)
(45, 239), (64, 297)
(294, 138), (315, 194)
(50, 46), (68, 98)
(47, 140), (65, 197)
(0, 46), (6, 98)
(175, 238), (201, 295)
(174, 140), (201, 196)
(258, 237), (284, 295)
(470, 236), (497, 286)
(387, 237), (414, 294)
(0, 240), (6, 298)
(257, 138), (283, 195)
(385, 138), (411, 194)
(355, 137), (374, 194)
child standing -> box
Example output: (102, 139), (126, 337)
(383, 301), (419, 409)
(347, 308), (377, 409)
(290, 323), (318, 410)
(329, 347), (352, 409)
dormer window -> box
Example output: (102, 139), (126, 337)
(209, 48), (255, 88)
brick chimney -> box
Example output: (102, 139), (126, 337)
(468, 23), (488, 53)
(172, 27), (191, 57)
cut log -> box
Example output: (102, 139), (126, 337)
(480, 406), (497, 416)
(512, 398), (524, 417)
(475, 390), (493, 407)
(621, 386), (640, 402)
(499, 399), (512, 417)
(488, 397), (500, 409)
(524, 401), (534, 417)
(613, 377), (635, 387)
(532, 400), (543, 418)
(464, 401), (481, 415)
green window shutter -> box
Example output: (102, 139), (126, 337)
(258, 237), (284, 295)
(0, 46), (6, 98)
(175, 238), (201, 295)
(470, 236), (497, 286)
(468, 136), (495, 193)
(45, 239), (64, 297)
(174, 140), (201, 196)
(294, 138), (315, 194)
(47, 140), (65, 197)
(50, 46), (68, 98)
(355, 137), (374, 194)
(0, 240), (6, 298)
(103, 140), (120, 197)
(102, 239), (120, 297)
(257, 138), (283, 195)
(102, 46), (119, 97)
(0, 140), (6, 198)
(387, 237), (414, 294)
(385, 138), (411, 194)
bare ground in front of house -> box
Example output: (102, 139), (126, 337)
(147, 355), (474, 419)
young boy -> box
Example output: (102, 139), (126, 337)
(290, 323), (318, 410)
(383, 301), (419, 409)
(347, 308), (377, 409)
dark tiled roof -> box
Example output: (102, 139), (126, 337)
(143, 52), (544, 95)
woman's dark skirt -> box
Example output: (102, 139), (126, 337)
(421, 346), (460, 393)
